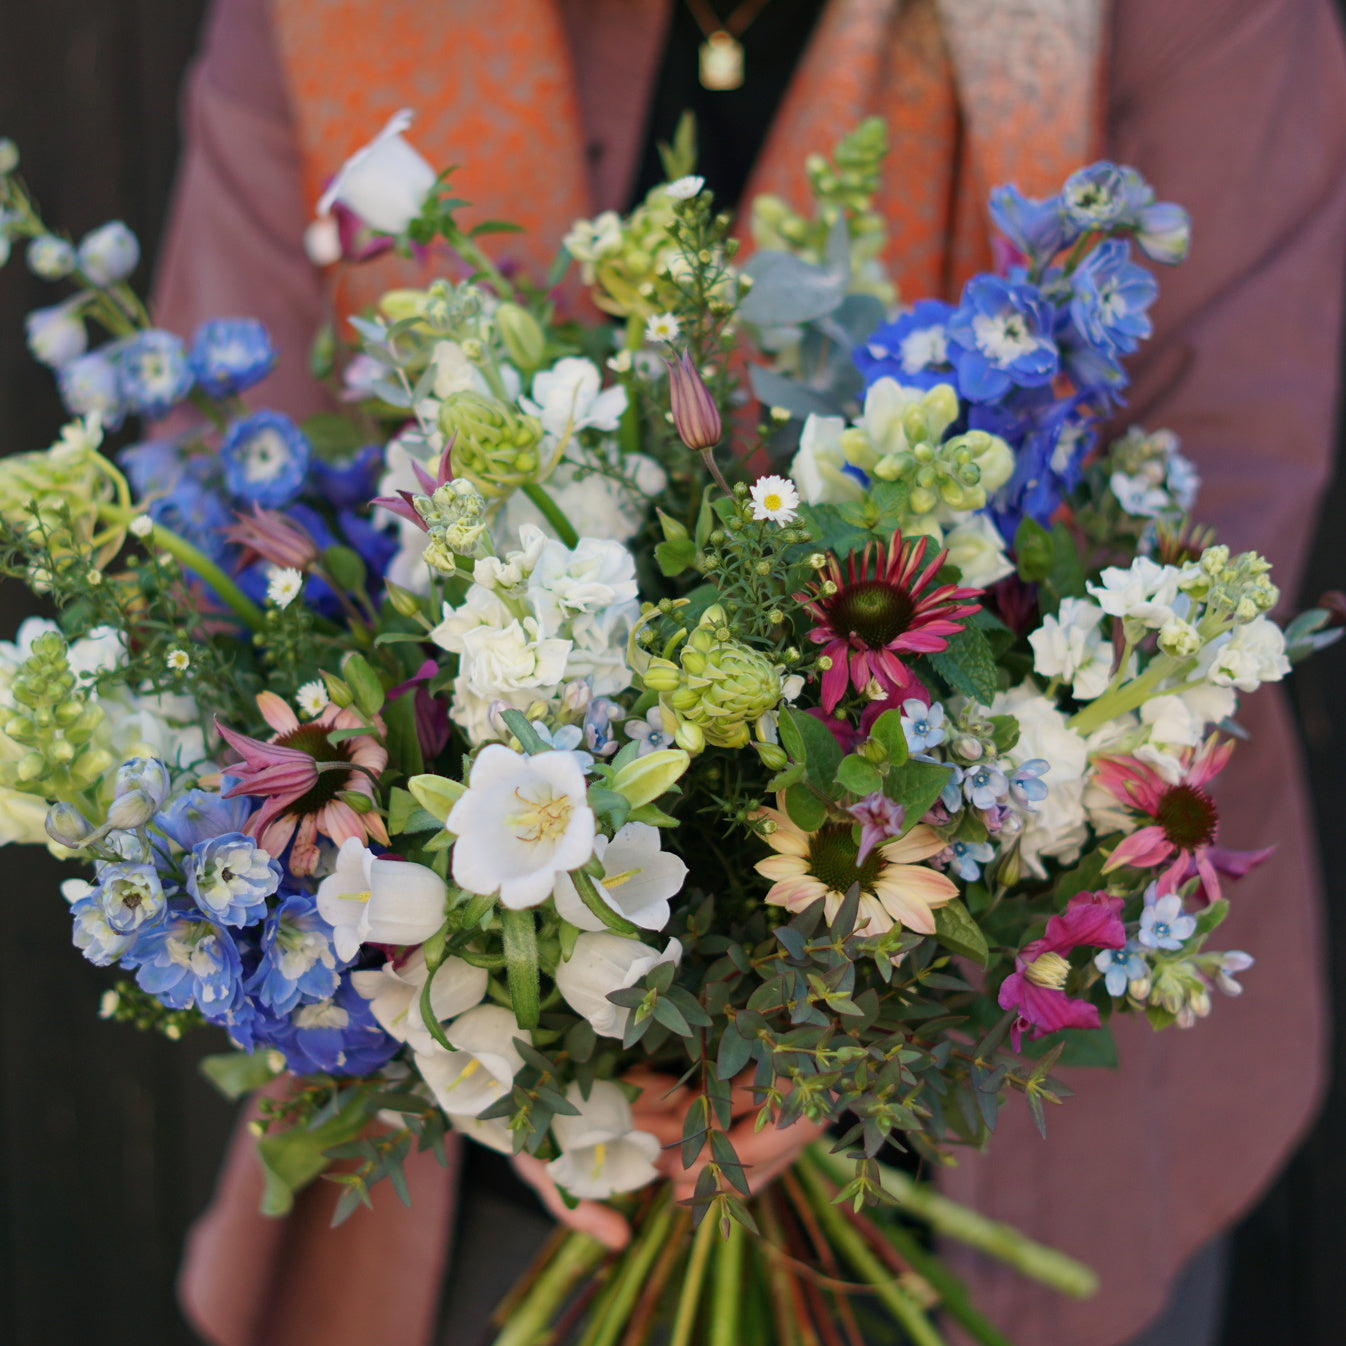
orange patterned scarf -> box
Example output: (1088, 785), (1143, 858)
(272, 0), (1105, 314)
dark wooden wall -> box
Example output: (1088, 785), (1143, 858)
(0, 4), (1342, 1345)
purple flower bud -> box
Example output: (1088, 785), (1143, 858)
(666, 350), (721, 452)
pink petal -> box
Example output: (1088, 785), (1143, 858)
(1042, 891), (1126, 953)
(1103, 825), (1173, 873)
(256, 691), (299, 736)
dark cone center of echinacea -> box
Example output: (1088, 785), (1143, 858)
(807, 823), (885, 896)
(1156, 782), (1218, 852)
(276, 723), (358, 812)
(827, 580), (917, 649)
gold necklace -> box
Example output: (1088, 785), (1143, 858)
(683, 0), (774, 91)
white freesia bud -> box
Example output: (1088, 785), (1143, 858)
(316, 108), (437, 235)
(554, 932), (682, 1038)
(546, 1081), (661, 1199)
(414, 1004), (529, 1117)
(552, 822), (687, 932)
(350, 946), (488, 1051)
(316, 837), (448, 961)
(77, 221), (140, 285)
(25, 298), (88, 368)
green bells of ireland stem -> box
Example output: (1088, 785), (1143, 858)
(439, 390), (544, 499)
(641, 605), (783, 752)
(0, 431), (122, 567)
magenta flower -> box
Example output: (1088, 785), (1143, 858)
(848, 793), (906, 865)
(370, 437), (456, 531)
(1095, 736), (1272, 906)
(998, 890), (1126, 1050)
(799, 533), (981, 713)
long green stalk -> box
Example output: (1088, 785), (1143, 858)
(490, 1229), (610, 1346)
(806, 1144), (1098, 1298)
(521, 481), (580, 549)
(576, 1191), (678, 1346)
(709, 1212), (746, 1346)
(667, 1208), (718, 1346)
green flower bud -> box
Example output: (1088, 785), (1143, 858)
(493, 302), (546, 371)
(440, 391), (544, 498)
(610, 747), (691, 807)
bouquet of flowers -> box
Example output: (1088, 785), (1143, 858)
(0, 116), (1336, 1345)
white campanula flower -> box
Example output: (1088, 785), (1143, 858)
(1086, 556), (1183, 630)
(665, 175), (705, 201)
(316, 837), (449, 961)
(790, 413), (863, 506)
(748, 475), (800, 525)
(350, 946), (488, 1052)
(445, 1110), (516, 1154)
(266, 566), (304, 609)
(317, 108), (437, 236)
(522, 357), (627, 441)
(942, 514), (1015, 590)
(25, 298), (88, 368)
(546, 1081), (661, 1199)
(552, 822), (687, 933)
(1027, 597), (1113, 700)
(1204, 616), (1290, 692)
(414, 1003), (529, 1117)
(77, 221), (140, 286)
(448, 745), (596, 909)
(554, 932), (682, 1038)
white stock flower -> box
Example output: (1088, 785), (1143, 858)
(415, 1004), (529, 1117)
(990, 686), (1089, 876)
(942, 514), (1015, 590)
(1109, 466), (1171, 518)
(522, 357), (627, 441)
(1027, 598), (1112, 700)
(554, 932), (682, 1038)
(315, 838), (449, 961)
(562, 212), (623, 267)
(448, 745), (596, 908)
(350, 947), (488, 1052)
(1205, 616), (1290, 692)
(317, 108), (436, 235)
(552, 822), (687, 932)
(546, 1081), (661, 1199)
(1086, 557), (1184, 629)
(1140, 684), (1237, 749)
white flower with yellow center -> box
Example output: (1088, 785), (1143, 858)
(644, 313), (681, 344)
(166, 649), (191, 672)
(546, 1081), (661, 1199)
(350, 946), (488, 1053)
(448, 745), (596, 909)
(748, 475), (800, 525)
(296, 679), (330, 719)
(266, 566), (303, 609)
(414, 1004), (530, 1118)
(665, 175), (705, 201)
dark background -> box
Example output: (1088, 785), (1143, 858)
(0, 4), (1343, 1343)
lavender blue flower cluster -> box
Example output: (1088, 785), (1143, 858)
(853, 161), (1189, 537)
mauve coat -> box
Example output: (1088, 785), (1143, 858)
(153, 2), (1346, 1343)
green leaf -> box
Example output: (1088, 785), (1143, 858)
(1047, 522), (1088, 600)
(341, 652), (386, 721)
(654, 510), (697, 577)
(500, 708), (549, 754)
(382, 690), (424, 778)
(884, 758), (954, 822)
(1021, 1026), (1118, 1069)
(777, 707), (807, 763)
(716, 1027), (753, 1081)
(928, 623), (999, 706)
(836, 754), (883, 797)
(784, 707), (842, 790)
(784, 782), (827, 832)
(1014, 516), (1053, 583)
(765, 762), (807, 792)
(198, 1049), (279, 1101)
(500, 907), (541, 1031)
(1194, 898), (1229, 939)
(932, 899), (990, 965)
(322, 545), (367, 594)
(300, 411), (364, 457)
(988, 715), (1020, 755)
(866, 709), (909, 766)
(256, 1093), (373, 1217)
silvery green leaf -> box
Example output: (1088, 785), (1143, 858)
(740, 250), (848, 326)
(748, 364), (842, 419)
(823, 211), (850, 274)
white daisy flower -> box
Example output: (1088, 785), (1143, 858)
(166, 649), (191, 672)
(128, 514), (155, 539)
(644, 312), (681, 345)
(748, 475), (800, 525)
(266, 566), (304, 609)
(296, 679), (330, 719)
(665, 175), (705, 201)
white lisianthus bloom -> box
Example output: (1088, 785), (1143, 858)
(790, 414), (863, 505)
(990, 687), (1089, 876)
(562, 211), (624, 271)
(522, 357), (627, 441)
(474, 526), (550, 594)
(350, 947), (488, 1052)
(415, 1004), (529, 1117)
(1086, 557), (1184, 630)
(942, 515), (1015, 590)
(449, 745), (596, 908)
(1027, 598), (1113, 700)
(552, 822), (687, 932)
(315, 838), (449, 961)
(546, 1081), (661, 1199)
(1205, 616), (1290, 692)
(554, 932), (682, 1038)
(316, 108), (436, 235)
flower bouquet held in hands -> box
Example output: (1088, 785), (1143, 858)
(0, 116), (1337, 1344)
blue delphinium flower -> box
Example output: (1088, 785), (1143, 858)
(963, 761), (1009, 811)
(1009, 759), (1050, 809)
(1138, 891), (1197, 951)
(311, 445), (384, 509)
(247, 893), (345, 1015)
(185, 832), (281, 927)
(946, 276), (1058, 402)
(157, 786), (252, 850)
(58, 350), (125, 426)
(98, 861), (168, 934)
(190, 318), (277, 398)
(148, 478), (234, 562)
(946, 838), (996, 882)
(900, 698), (946, 753)
(256, 977), (399, 1076)
(220, 410), (311, 508)
(852, 300), (956, 392)
(125, 913), (245, 1021)
(1060, 162), (1129, 232)
(70, 890), (139, 966)
(1095, 941), (1148, 996)
(337, 507), (398, 580)
(1069, 240), (1158, 358)
(1117, 167), (1191, 266)
(989, 184), (1077, 263)
(118, 329), (194, 418)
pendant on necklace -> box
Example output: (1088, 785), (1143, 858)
(699, 30), (745, 91)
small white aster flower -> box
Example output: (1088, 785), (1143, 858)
(266, 566), (304, 609)
(296, 679), (331, 719)
(607, 349), (633, 374)
(87, 570), (103, 587)
(748, 475), (800, 525)
(665, 175), (705, 201)
(166, 648), (191, 672)
(644, 313), (681, 345)
(128, 514), (154, 539)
